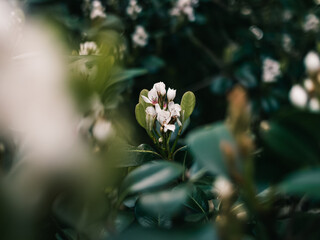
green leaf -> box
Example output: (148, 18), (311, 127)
(184, 186), (209, 222)
(115, 211), (135, 233)
(186, 122), (238, 178)
(180, 91), (196, 123)
(260, 121), (319, 166)
(135, 103), (147, 129)
(114, 223), (218, 240)
(137, 184), (190, 217)
(278, 168), (320, 199)
(120, 161), (184, 198)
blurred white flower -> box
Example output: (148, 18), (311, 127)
(309, 98), (320, 112)
(214, 177), (234, 199)
(249, 25), (263, 40)
(90, 94), (105, 118)
(153, 82), (166, 96)
(282, 34), (293, 52)
(304, 51), (320, 73)
(132, 25), (148, 47)
(262, 58), (281, 82)
(167, 88), (176, 102)
(126, 0), (142, 20)
(289, 85), (308, 108)
(303, 14), (319, 32)
(79, 41), (99, 55)
(90, 0), (106, 20)
(170, 0), (198, 22)
(142, 88), (158, 105)
(304, 78), (314, 91)
(92, 118), (114, 142)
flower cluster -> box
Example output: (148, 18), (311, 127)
(262, 57), (281, 82)
(79, 41), (99, 56)
(126, 0), (142, 20)
(303, 14), (319, 32)
(132, 25), (149, 47)
(289, 51), (320, 112)
(143, 82), (181, 133)
(170, 0), (198, 22)
(90, 0), (106, 20)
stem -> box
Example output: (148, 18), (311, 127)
(170, 127), (182, 156)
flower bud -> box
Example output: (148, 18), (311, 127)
(145, 106), (156, 131)
(304, 78), (314, 91)
(309, 98), (320, 112)
(167, 88), (176, 102)
(153, 82), (166, 96)
(214, 176), (234, 199)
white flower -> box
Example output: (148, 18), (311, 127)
(262, 58), (281, 82)
(79, 41), (99, 55)
(153, 82), (166, 96)
(304, 51), (320, 73)
(142, 88), (158, 105)
(132, 25), (148, 47)
(289, 85), (308, 108)
(309, 98), (320, 112)
(126, 0), (142, 20)
(90, 0), (106, 20)
(214, 177), (234, 199)
(304, 78), (314, 91)
(92, 118), (114, 142)
(249, 25), (263, 40)
(167, 88), (176, 102)
(155, 104), (175, 132)
(168, 101), (181, 117)
(303, 14), (319, 32)
(170, 0), (198, 22)
(145, 106), (157, 117)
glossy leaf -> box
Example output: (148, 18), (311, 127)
(180, 91), (196, 123)
(278, 168), (320, 199)
(135, 103), (147, 129)
(186, 122), (238, 177)
(120, 161), (183, 198)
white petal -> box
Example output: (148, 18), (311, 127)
(304, 51), (320, 72)
(153, 82), (166, 96)
(142, 95), (152, 104)
(145, 106), (156, 117)
(148, 88), (158, 104)
(164, 124), (175, 132)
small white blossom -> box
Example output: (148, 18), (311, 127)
(155, 104), (175, 132)
(142, 88), (158, 105)
(126, 0), (142, 20)
(167, 88), (176, 102)
(153, 82), (166, 96)
(170, 0), (198, 22)
(309, 98), (320, 112)
(145, 106), (157, 118)
(90, 0), (106, 20)
(249, 25), (263, 40)
(262, 58), (281, 83)
(304, 51), (320, 73)
(289, 85), (308, 108)
(214, 177), (234, 199)
(132, 25), (148, 47)
(92, 118), (114, 142)
(168, 101), (181, 118)
(79, 41), (99, 56)
(303, 14), (319, 32)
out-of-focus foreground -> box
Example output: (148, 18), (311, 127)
(1, 1), (320, 240)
